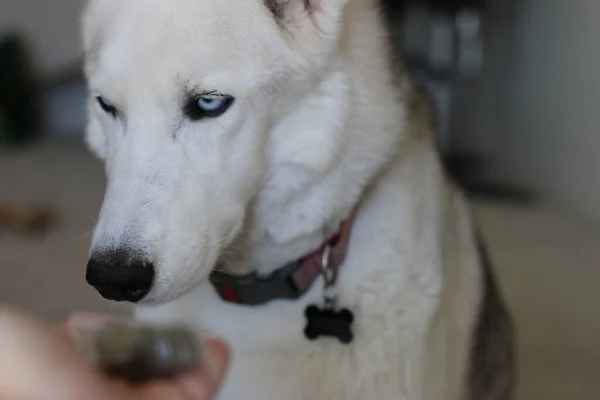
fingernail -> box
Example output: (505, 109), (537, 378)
(204, 339), (230, 382)
(69, 313), (113, 327)
(178, 339), (230, 398)
(66, 313), (120, 341)
(179, 374), (209, 399)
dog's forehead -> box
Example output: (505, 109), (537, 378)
(84, 0), (281, 92)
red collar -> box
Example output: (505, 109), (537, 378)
(210, 209), (358, 306)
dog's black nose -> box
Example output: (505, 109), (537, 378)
(86, 251), (155, 303)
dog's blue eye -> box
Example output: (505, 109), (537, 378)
(96, 96), (117, 117)
(198, 97), (226, 112)
(185, 94), (234, 120)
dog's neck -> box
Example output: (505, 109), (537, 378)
(220, 49), (405, 278)
(218, 1), (405, 277)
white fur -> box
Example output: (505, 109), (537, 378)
(82, 0), (484, 398)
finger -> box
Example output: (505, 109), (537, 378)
(119, 338), (231, 400)
(203, 339), (231, 397)
(52, 314), (118, 362)
(54, 313), (115, 341)
(68, 312), (114, 326)
(177, 339), (231, 399)
(106, 380), (184, 400)
(56, 313), (231, 400)
(53, 323), (72, 341)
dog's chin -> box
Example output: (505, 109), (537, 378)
(135, 268), (216, 306)
(135, 289), (191, 307)
(134, 295), (167, 307)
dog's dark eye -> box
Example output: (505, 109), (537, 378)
(185, 94), (234, 120)
(96, 96), (117, 117)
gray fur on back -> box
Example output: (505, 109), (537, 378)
(468, 238), (516, 400)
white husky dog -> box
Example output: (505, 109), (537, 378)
(82, 0), (514, 399)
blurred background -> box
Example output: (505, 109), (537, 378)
(1, 0), (599, 398)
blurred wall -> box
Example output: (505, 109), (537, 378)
(0, 0), (84, 77)
(453, 0), (600, 226)
(3, 0), (600, 226)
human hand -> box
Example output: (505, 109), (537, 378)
(0, 307), (230, 400)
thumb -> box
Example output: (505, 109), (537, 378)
(0, 307), (111, 400)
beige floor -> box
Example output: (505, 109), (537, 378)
(1, 141), (599, 399)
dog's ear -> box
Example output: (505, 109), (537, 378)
(264, 0), (349, 27)
(264, 0), (349, 56)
